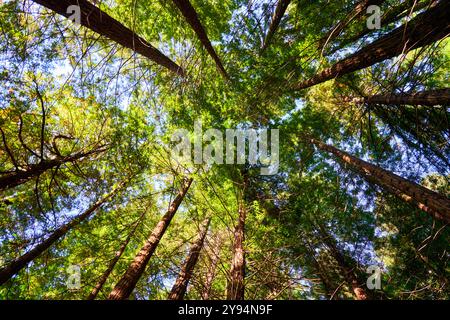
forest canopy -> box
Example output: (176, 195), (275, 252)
(0, 0), (449, 300)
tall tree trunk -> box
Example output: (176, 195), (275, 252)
(327, 0), (437, 56)
(201, 234), (223, 300)
(317, 225), (369, 300)
(293, 0), (450, 90)
(318, 0), (385, 51)
(304, 240), (336, 299)
(308, 137), (450, 223)
(261, 0), (291, 51)
(361, 88), (450, 106)
(168, 217), (211, 300)
(87, 211), (146, 300)
(0, 182), (124, 285)
(32, 0), (184, 76)
(171, 0), (228, 79)
(0, 147), (106, 192)
(108, 178), (193, 300)
(226, 200), (246, 300)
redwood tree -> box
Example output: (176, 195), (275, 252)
(361, 88), (450, 106)
(226, 200), (246, 300)
(32, 0), (184, 76)
(293, 1), (450, 90)
(168, 217), (211, 300)
(0, 182), (124, 285)
(308, 137), (450, 223)
(108, 178), (193, 300)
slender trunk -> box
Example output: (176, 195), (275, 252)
(201, 234), (223, 300)
(319, 0), (385, 51)
(171, 0), (227, 79)
(0, 183), (123, 285)
(317, 225), (369, 300)
(308, 137), (450, 223)
(168, 217), (211, 300)
(226, 201), (246, 300)
(108, 178), (193, 300)
(314, 259), (336, 300)
(293, 1), (450, 90)
(327, 0), (437, 56)
(362, 88), (450, 106)
(304, 241), (336, 299)
(0, 148), (105, 192)
(32, 0), (184, 76)
(87, 211), (145, 300)
(261, 0), (291, 51)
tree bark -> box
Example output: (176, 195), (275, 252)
(327, 0), (437, 56)
(318, 0), (385, 51)
(108, 178), (193, 300)
(308, 137), (450, 223)
(261, 0), (291, 51)
(201, 234), (223, 300)
(226, 200), (246, 300)
(0, 182), (124, 285)
(362, 88), (450, 106)
(168, 217), (211, 300)
(32, 0), (184, 76)
(293, 0), (450, 90)
(304, 240), (336, 299)
(171, 0), (228, 79)
(317, 225), (369, 300)
(87, 211), (145, 300)
(0, 147), (106, 192)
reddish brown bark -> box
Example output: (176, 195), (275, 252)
(108, 178), (193, 300)
(309, 137), (450, 223)
(261, 0), (291, 51)
(304, 240), (336, 299)
(87, 211), (145, 300)
(0, 183), (124, 285)
(226, 201), (246, 300)
(294, 1), (450, 90)
(317, 225), (369, 300)
(363, 88), (450, 106)
(0, 147), (106, 192)
(172, 0), (228, 79)
(327, 0), (437, 56)
(168, 217), (211, 300)
(32, 0), (184, 76)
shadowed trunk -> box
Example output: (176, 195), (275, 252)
(226, 200), (246, 300)
(327, 0), (437, 56)
(317, 225), (369, 300)
(32, 0), (184, 76)
(108, 178), (193, 300)
(294, 0), (450, 90)
(304, 241), (336, 300)
(261, 0), (291, 51)
(172, 0), (228, 78)
(308, 137), (450, 223)
(201, 234), (223, 300)
(0, 147), (106, 192)
(168, 217), (211, 300)
(0, 182), (124, 285)
(362, 88), (450, 106)
(87, 211), (146, 300)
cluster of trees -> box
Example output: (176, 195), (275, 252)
(0, 0), (448, 299)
